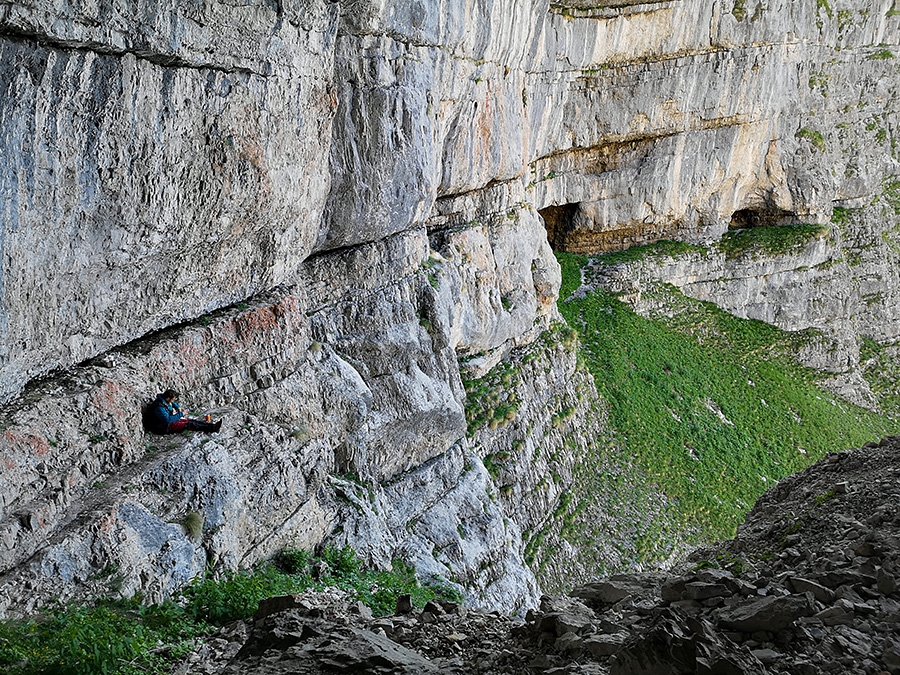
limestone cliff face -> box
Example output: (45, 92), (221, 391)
(0, 0), (898, 615)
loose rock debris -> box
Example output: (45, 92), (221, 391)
(177, 436), (900, 674)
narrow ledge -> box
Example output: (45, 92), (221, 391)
(0, 23), (264, 76)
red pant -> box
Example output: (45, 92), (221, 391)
(167, 419), (190, 433)
(167, 418), (217, 433)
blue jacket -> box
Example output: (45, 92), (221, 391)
(146, 394), (183, 433)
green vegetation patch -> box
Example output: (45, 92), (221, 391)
(861, 338), (900, 415)
(556, 253), (893, 541)
(462, 323), (577, 436)
(836, 9), (853, 32)
(557, 252), (588, 301)
(0, 599), (210, 675)
(0, 547), (459, 675)
(463, 360), (523, 435)
(717, 223), (829, 259)
(808, 72), (829, 97)
(883, 176), (900, 216)
(830, 206), (854, 227)
(868, 49), (895, 60)
(796, 127), (826, 152)
(590, 240), (706, 268)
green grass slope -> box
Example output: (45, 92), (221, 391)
(557, 252), (895, 542)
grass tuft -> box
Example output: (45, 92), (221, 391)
(796, 127), (826, 152)
(718, 223), (829, 259)
(883, 177), (900, 216)
(181, 511), (204, 540)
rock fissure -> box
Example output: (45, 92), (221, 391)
(0, 24), (265, 76)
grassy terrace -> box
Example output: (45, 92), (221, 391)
(0, 548), (460, 675)
(557, 251), (894, 541)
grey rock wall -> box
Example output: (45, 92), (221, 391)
(328, 442), (540, 613)
(0, 220), (556, 615)
(3, 0), (898, 403)
(0, 0), (339, 400)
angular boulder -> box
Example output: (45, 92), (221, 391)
(717, 593), (815, 633)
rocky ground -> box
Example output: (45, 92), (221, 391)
(176, 436), (900, 674)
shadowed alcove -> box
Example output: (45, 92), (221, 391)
(539, 204), (578, 251)
(729, 207), (797, 229)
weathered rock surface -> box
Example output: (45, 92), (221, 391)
(2, 0), (898, 400)
(0, 224), (556, 615)
(0, 0), (339, 399)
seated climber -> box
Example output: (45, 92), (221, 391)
(145, 389), (221, 434)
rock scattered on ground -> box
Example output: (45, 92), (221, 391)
(177, 436), (900, 674)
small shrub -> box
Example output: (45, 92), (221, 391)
(796, 127), (826, 152)
(291, 425), (311, 442)
(883, 177), (900, 215)
(184, 565), (298, 625)
(835, 8), (852, 31)
(831, 206), (853, 226)
(321, 545), (360, 577)
(808, 72), (829, 97)
(815, 489), (836, 505)
(275, 548), (310, 575)
(483, 454), (502, 479)
(181, 511), (204, 540)
(422, 257), (442, 290)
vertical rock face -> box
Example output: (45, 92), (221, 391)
(0, 0), (898, 615)
(0, 0), (339, 399)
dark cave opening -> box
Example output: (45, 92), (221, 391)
(539, 203), (578, 251)
(729, 207), (797, 230)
